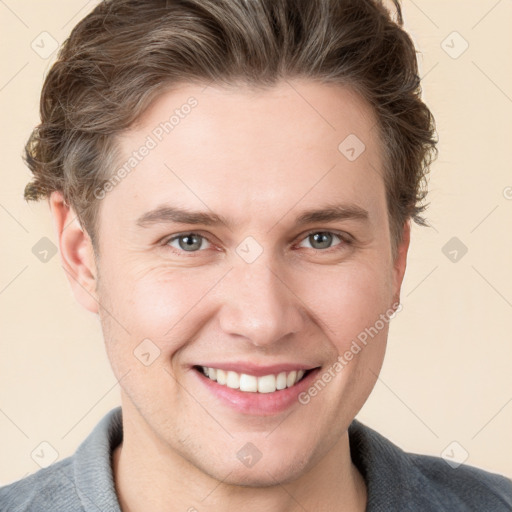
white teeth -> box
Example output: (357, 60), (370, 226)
(258, 374), (276, 393)
(276, 372), (287, 390)
(239, 373), (258, 392)
(216, 369), (227, 385)
(226, 371), (240, 389)
(199, 366), (309, 393)
(286, 370), (297, 388)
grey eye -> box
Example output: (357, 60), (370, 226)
(299, 232), (342, 250)
(168, 233), (208, 252)
(309, 232), (333, 249)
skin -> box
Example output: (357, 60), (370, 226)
(50, 79), (410, 512)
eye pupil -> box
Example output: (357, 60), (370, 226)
(310, 232), (333, 249)
(179, 234), (202, 251)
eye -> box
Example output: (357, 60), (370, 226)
(161, 230), (351, 256)
(165, 232), (211, 252)
(297, 231), (349, 251)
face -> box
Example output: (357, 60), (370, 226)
(90, 80), (407, 485)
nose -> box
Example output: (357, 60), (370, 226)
(217, 257), (305, 348)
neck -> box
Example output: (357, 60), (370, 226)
(112, 404), (367, 512)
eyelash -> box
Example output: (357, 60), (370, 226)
(160, 230), (353, 256)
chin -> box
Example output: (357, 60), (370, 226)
(198, 452), (311, 488)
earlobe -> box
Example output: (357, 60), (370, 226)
(49, 191), (99, 314)
(392, 220), (411, 306)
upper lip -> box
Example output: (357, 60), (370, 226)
(193, 362), (318, 377)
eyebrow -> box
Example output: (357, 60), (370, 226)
(135, 202), (369, 229)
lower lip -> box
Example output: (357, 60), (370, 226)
(193, 368), (321, 415)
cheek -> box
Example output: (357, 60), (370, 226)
(96, 267), (202, 407)
(299, 261), (393, 344)
(292, 264), (392, 419)
(296, 260), (392, 395)
(99, 264), (218, 359)
(130, 267), (219, 327)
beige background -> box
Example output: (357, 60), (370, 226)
(1, 0), (511, 485)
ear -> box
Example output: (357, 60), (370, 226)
(391, 219), (411, 307)
(49, 191), (99, 314)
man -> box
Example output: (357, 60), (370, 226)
(1, 0), (511, 510)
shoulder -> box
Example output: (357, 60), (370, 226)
(0, 457), (82, 512)
(408, 451), (512, 510)
(349, 419), (512, 511)
(0, 407), (123, 512)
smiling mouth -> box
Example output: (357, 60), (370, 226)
(193, 366), (315, 393)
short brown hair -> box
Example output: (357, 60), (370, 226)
(24, 0), (437, 256)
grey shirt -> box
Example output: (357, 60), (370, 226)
(1, 406), (511, 511)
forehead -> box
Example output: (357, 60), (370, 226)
(105, 80), (386, 230)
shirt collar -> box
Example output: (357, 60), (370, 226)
(73, 406), (123, 512)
